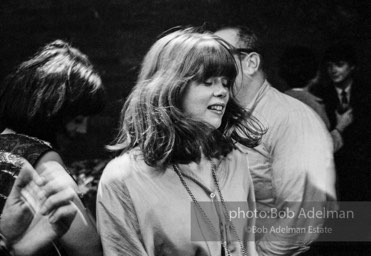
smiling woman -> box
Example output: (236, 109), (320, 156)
(181, 77), (230, 129)
(97, 28), (265, 256)
(107, 28), (262, 167)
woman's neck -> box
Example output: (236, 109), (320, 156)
(178, 154), (215, 189)
(187, 155), (211, 173)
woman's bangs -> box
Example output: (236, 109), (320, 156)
(195, 44), (237, 83)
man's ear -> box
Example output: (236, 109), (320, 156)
(241, 52), (260, 75)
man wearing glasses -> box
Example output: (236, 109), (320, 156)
(215, 27), (336, 256)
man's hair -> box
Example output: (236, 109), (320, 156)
(236, 26), (264, 54)
(323, 42), (357, 66)
(0, 40), (105, 142)
(110, 28), (265, 168)
(219, 25), (265, 70)
(279, 45), (318, 88)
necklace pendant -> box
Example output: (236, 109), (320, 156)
(210, 192), (216, 199)
(173, 163), (247, 256)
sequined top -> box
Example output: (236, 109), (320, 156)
(0, 133), (67, 256)
(0, 133), (52, 211)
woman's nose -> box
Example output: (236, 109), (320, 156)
(213, 80), (228, 98)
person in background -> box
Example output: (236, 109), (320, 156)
(215, 26), (336, 255)
(279, 45), (353, 152)
(0, 40), (105, 256)
(315, 42), (371, 201)
(0, 153), (77, 256)
(97, 28), (265, 256)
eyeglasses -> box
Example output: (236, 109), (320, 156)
(236, 48), (256, 54)
(231, 48), (257, 58)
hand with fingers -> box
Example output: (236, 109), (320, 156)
(36, 163), (102, 256)
(335, 108), (353, 133)
(0, 156), (78, 256)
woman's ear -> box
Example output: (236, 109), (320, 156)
(241, 52), (260, 75)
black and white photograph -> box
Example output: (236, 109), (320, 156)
(0, 0), (370, 255)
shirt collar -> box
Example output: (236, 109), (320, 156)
(335, 84), (352, 95)
(246, 79), (270, 110)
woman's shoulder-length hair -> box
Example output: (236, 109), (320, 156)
(110, 28), (265, 168)
(0, 40), (105, 141)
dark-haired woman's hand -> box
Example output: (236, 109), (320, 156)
(0, 160), (78, 256)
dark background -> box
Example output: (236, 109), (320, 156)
(1, 2), (371, 254)
(1, 0), (370, 164)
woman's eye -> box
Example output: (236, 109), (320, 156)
(221, 79), (230, 87)
(204, 80), (213, 86)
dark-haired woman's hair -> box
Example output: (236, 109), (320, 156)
(109, 28), (265, 168)
(0, 40), (105, 142)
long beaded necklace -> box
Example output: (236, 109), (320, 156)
(173, 161), (248, 256)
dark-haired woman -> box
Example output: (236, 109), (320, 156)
(97, 29), (265, 256)
(0, 40), (104, 255)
